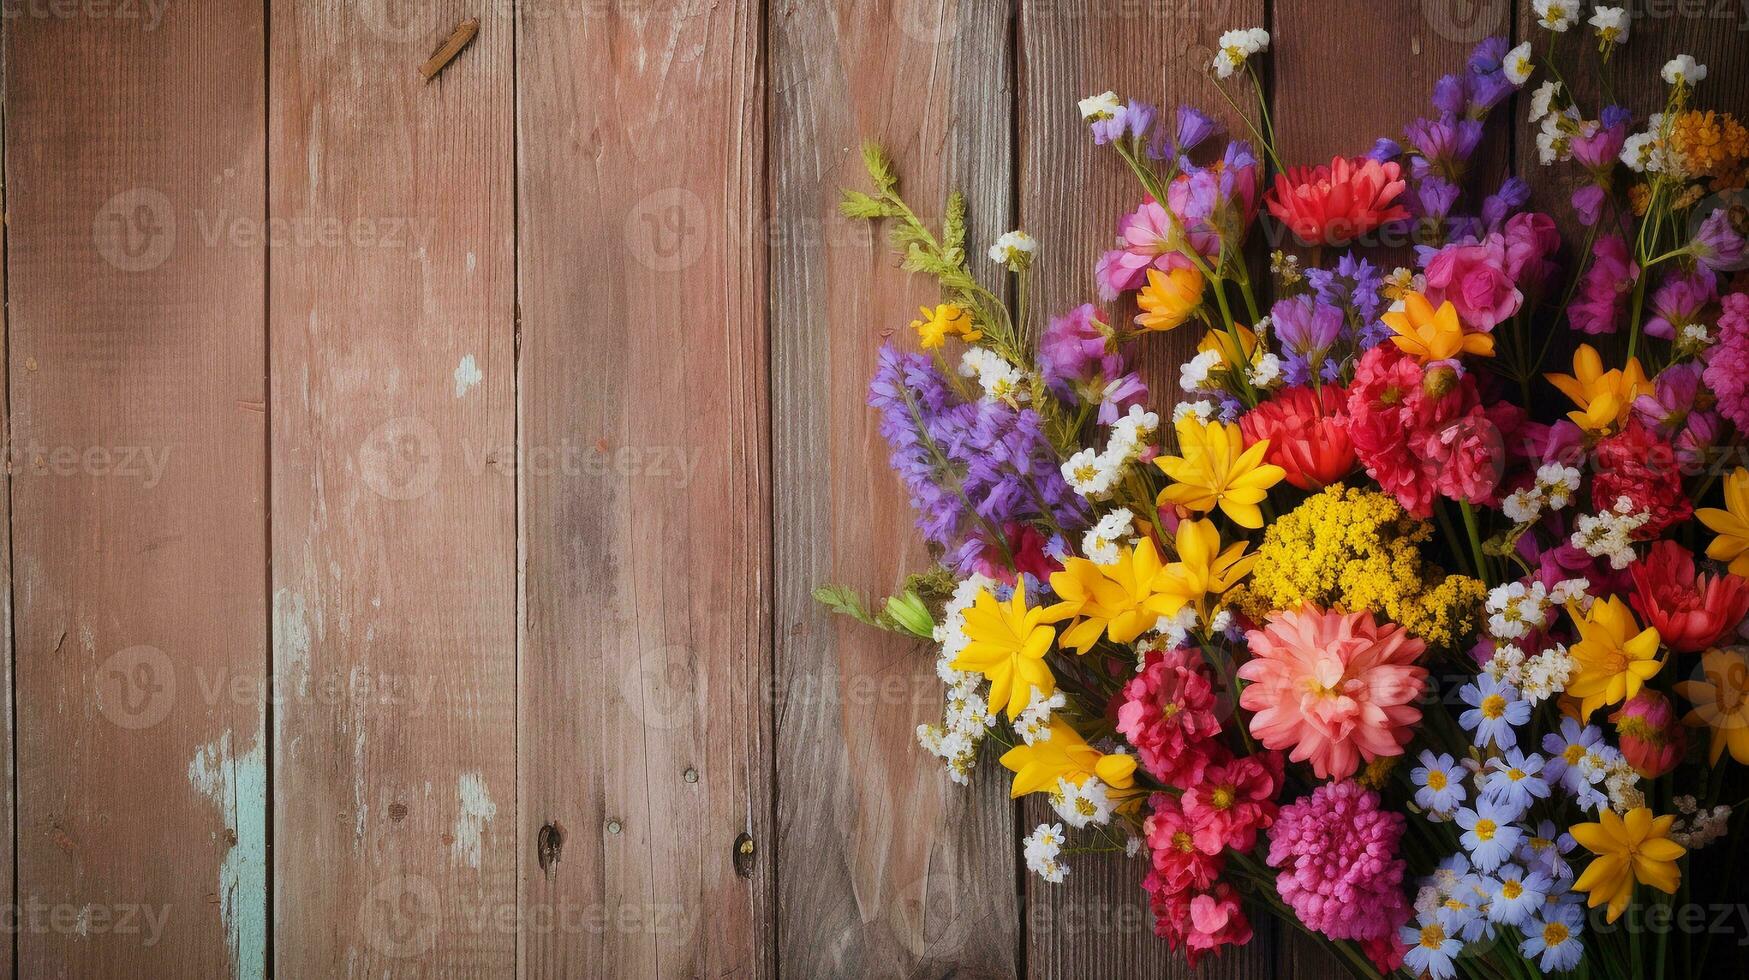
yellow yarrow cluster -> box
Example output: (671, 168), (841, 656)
(1230, 484), (1484, 647)
(1669, 110), (1749, 186)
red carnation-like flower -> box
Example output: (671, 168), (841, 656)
(1239, 385), (1356, 490)
(1346, 344), (1502, 517)
(1591, 420), (1693, 539)
(1181, 749), (1282, 854)
(1118, 646), (1224, 787)
(1628, 540), (1749, 653)
(1266, 156), (1410, 246)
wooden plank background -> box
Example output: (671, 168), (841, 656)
(0, 1), (1743, 976)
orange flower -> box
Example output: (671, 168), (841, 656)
(1383, 292), (1494, 363)
(1136, 266), (1205, 332)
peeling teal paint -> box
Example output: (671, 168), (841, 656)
(189, 720), (268, 980)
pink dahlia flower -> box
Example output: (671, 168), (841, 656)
(1266, 781), (1412, 948)
(1238, 608), (1427, 781)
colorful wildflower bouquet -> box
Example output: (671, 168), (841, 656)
(821, 16), (1749, 980)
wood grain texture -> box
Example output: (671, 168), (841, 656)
(769, 1), (1020, 976)
(1017, 1), (1278, 976)
(516, 2), (773, 977)
(268, 3), (516, 973)
(4, 7), (267, 977)
(0, 40), (13, 980)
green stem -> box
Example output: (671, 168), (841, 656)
(1459, 499), (1491, 586)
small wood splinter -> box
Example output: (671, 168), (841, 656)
(420, 17), (479, 82)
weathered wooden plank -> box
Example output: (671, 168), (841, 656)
(268, 4), (516, 973)
(0, 39), (14, 980)
(4, 7), (266, 976)
(1018, 1), (1279, 976)
(769, 1), (1020, 975)
(517, 2), (772, 977)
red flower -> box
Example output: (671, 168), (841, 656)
(1611, 690), (1688, 778)
(1628, 540), (1749, 653)
(1118, 646), (1224, 787)
(1143, 793), (1223, 892)
(1181, 749), (1282, 854)
(1346, 345), (1498, 517)
(1185, 884), (1253, 966)
(1240, 385), (1356, 490)
(1591, 420), (1692, 539)
(1266, 156), (1409, 246)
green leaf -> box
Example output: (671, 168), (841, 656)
(943, 190), (967, 255)
(862, 141), (898, 194)
(838, 190), (891, 219)
(812, 584), (880, 627)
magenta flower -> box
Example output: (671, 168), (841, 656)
(1644, 270), (1717, 340)
(1266, 782), (1412, 947)
(1568, 234), (1638, 335)
(1423, 233), (1523, 331)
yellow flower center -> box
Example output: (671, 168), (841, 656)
(1419, 923), (1447, 949)
(1529, 836), (1551, 852)
(1210, 786), (1236, 810)
(1543, 921), (1570, 946)
(1502, 879), (1523, 900)
(1564, 744), (1586, 765)
(1474, 818), (1497, 842)
(1172, 831), (1195, 853)
(1075, 797), (1097, 817)
(1162, 702), (1183, 719)
(1481, 694), (1507, 719)
(1507, 767), (1526, 782)
(1073, 463), (1097, 483)
(1426, 770), (1448, 790)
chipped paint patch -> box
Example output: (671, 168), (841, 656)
(188, 722), (267, 980)
(272, 588), (312, 695)
(452, 772), (497, 869)
(453, 354), (482, 398)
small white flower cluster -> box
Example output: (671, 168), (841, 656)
(959, 347), (1030, 406)
(1051, 775), (1120, 829)
(1571, 496), (1651, 569)
(1589, 5), (1629, 47)
(1025, 822), (1068, 883)
(1178, 348), (1224, 393)
(1671, 796), (1732, 850)
(1533, 0), (1579, 31)
(1248, 352), (1284, 389)
(1060, 404), (1159, 499)
(1211, 28), (1269, 80)
(1081, 507), (1136, 566)
(1015, 688), (1066, 745)
(1172, 399), (1218, 425)
(1503, 41), (1535, 86)
(1486, 581), (1555, 640)
(988, 230), (1037, 269)
(1677, 322), (1716, 359)
(1662, 54), (1706, 87)
(1535, 106), (1581, 165)
(1544, 718), (1642, 814)
(919, 575), (1004, 785)
(1076, 91), (1121, 121)
(1620, 114), (1689, 177)
(1527, 80), (1562, 127)
(1502, 462), (1582, 524)
(1483, 641), (1577, 705)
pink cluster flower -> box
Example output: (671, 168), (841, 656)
(1346, 344), (1506, 517)
(1703, 291), (1749, 431)
(1266, 781), (1412, 969)
(1117, 645), (1224, 787)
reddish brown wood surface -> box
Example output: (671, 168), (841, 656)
(517, 1), (773, 976)
(267, 3), (516, 973)
(5, 3), (1747, 978)
(770, 1), (1019, 976)
(5, 7), (267, 976)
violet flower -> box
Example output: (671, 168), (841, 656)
(1694, 208), (1747, 272)
(1568, 234), (1638, 335)
(1643, 270), (1716, 340)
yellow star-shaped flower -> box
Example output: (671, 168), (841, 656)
(1571, 807), (1685, 923)
(1697, 467), (1749, 577)
(1154, 417), (1285, 529)
(1545, 344), (1652, 433)
(999, 718), (1138, 798)
(1151, 518), (1257, 622)
(1383, 291), (1494, 363)
(1566, 595), (1664, 721)
(950, 587), (1054, 719)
